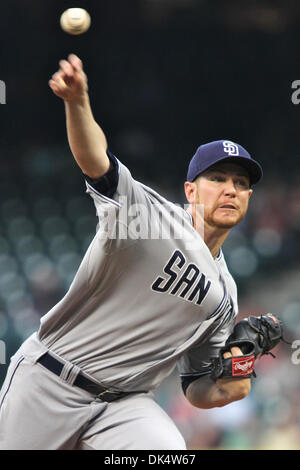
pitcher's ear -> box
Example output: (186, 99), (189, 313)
(184, 181), (197, 204)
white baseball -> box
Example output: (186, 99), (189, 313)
(60, 8), (91, 35)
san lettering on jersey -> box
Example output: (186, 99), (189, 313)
(151, 249), (211, 306)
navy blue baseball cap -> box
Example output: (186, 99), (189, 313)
(187, 140), (263, 186)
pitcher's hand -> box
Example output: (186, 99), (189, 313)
(49, 54), (88, 102)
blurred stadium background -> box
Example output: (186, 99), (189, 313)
(0, 0), (300, 450)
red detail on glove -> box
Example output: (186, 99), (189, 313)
(268, 314), (278, 324)
(231, 355), (255, 376)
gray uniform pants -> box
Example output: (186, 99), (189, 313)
(0, 335), (186, 450)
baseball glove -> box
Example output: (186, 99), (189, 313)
(210, 313), (286, 381)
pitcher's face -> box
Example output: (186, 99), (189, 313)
(185, 162), (253, 230)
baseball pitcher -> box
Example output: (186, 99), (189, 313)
(0, 55), (286, 450)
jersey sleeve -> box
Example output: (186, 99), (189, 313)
(177, 319), (235, 395)
(84, 149), (150, 212)
(83, 149), (156, 247)
(83, 150), (119, 199)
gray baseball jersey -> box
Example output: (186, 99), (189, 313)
(36, 151), (238, 393)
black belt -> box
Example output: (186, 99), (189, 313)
(37, 352), (130, 402)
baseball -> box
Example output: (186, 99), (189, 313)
(60, 8), (91, 35)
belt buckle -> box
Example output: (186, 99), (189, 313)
(97, 389), (121, 400)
